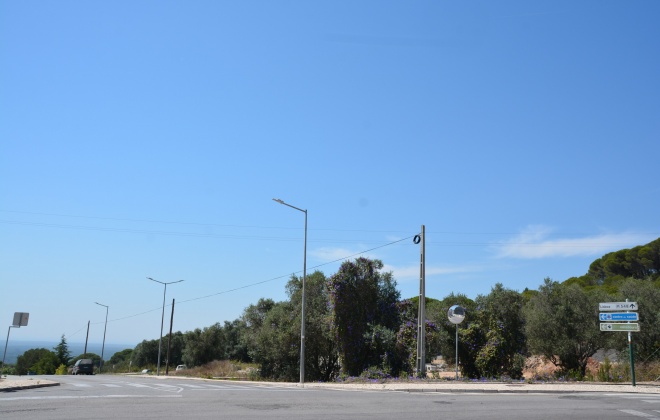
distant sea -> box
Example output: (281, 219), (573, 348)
(1, 340), (136, 365)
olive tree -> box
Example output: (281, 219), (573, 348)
(524, 278), (611, 377)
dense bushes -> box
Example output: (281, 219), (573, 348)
(121, 238), (660, 381)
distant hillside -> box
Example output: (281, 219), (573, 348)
(565, 237), (660, 289)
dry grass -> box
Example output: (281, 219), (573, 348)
(171, 360), (260, 380)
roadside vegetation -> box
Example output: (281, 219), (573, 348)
(4, 238), (659, 383)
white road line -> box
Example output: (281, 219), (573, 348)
(176, 383), (205, 388)
(619, 409), (660, 419)
(101, 384), (122, 388)
(70, 383), (91, 387)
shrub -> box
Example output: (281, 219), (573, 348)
(55, 364), (68, 375)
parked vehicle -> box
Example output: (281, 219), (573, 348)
(71, 359), (94, 375)
(176, 364), (187, 371)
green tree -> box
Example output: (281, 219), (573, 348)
(223, 319), (250, 362)
(31, 352), (61, 374)
(182, 323), (226, 367)
(326, 258), (401, 376)
(131, 339), (159, 367)
(164, 331), (185, 368)
(472, 284), (527, 379)
(524, 279), (611, 377)
(434, 293), (476, 370)
(287, 271), (339, 381)
(16, 348), (57, 375)
(240, 298), (276, 363)
(617, 279), (660, 361)
(587, 238), (660, 285)
(52, 334), (71, 367)
(252, 300), (299, 380)
(108, 348), (133, 365)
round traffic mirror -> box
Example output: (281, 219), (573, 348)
(447, 305), (466, 324)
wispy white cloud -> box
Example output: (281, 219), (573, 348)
(494, 225), (656, 259)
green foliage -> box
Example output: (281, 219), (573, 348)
(52, 335), (71, 367)
(163, 331), (185, 368)
(55, 364), (68, 375)
(16, 348), (58, 375)
(327, 258), (401, 376)
(616, 279), (660, 361)
(395, 319), (439, 375)
(90, 237), (658, 382)
(182, 324), (226, 367)
(131, 339), (159, 367)
(474, 284), (527, 379)
(222, 319), (250, 362)
(587, 238), (660, 285)
(434, 287), (526, 379)
(287, 271), (340, 381)
(108, 348), (133, 365)
(524, 279), (611, 377)
(252, 301), (299, 380)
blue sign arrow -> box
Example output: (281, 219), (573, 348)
(599, 312), (639, 321)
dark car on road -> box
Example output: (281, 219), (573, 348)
(71, 359), (94, 375)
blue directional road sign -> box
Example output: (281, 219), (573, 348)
(599, 312), (639, 321)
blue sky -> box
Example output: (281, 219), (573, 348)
(1, 1), (658, 347)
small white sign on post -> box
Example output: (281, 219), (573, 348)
(599, 302), (638, 311)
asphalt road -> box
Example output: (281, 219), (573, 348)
(1, 375), (659, 420)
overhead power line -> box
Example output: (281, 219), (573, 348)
(79, 235), (416, 332)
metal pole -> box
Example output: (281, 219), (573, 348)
(300, 208), (307, 385)
(455, 324), (459, 380)
(629, 331), (636, 386)
(166, 298), (175, 376)
(625, 298), (636, 386)
(2, 326), (14, 378)
(272, 198), (307, 386)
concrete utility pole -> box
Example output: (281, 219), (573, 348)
(416, 225), (426, 377)
(165, 299), (175, 376)
(84, 321), (90, 359)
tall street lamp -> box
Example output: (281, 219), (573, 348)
(147, 277), (184, 376)
(94, 302), (109, 373)
(272, 198), (307, 385)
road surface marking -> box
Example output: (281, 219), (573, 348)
(619, 409), (659, 419)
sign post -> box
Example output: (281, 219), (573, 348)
(599, 300), (638, 386)
(447, 305), (466, 380)
(2, 312), (30, 378)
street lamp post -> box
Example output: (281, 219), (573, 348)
(147, 277), (184, 376)
(94, 302), (109, 373)
(272, 198), (307, 385)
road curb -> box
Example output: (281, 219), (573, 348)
(0, 381), (60, 392)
